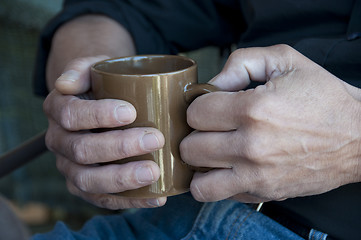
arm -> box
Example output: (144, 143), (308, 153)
(46, 14), (135, 90)
(43, 14), (166, 209)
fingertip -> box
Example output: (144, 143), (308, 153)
(147, 160), (161, 181)
(114, 103), (137, 125)
(208, 70), (249, 92)
(134, 160), (161, 185)
(55, 56), (110, 95)
(158, 197), (167, 206)
(139, 130), (165, 152)
(190, 173), (207, 202)
(190, 181), (206, 202)
(207, 73), (222, 87)
(153, 129), (165, 148)
(55, 70), (89, 95)
(55, 80), (79, 95)
(190, 170), (235, 202)
(207, 73), (224, 89)
(146, 197), (167, 207)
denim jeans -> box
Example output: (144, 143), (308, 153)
(32, 193), (329, 240)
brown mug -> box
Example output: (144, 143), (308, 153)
(90, 55), (218, 198)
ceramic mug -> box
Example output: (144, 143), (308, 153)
(91, 55), (218, 198)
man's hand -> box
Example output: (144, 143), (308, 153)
(44, 56), (166, 209)
(180, 44), (361, 203)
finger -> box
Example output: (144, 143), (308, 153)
(208, 44), (299, 91)
(190, 166), (278, 203)
(66, 181), (167, 209)
(55, 55), (110, 95)
(186, 90), (257, 131)
(190, 163), (267, 202)
(43, 90), (136, 131)
(190, 169), (239, 202)
(180, 131), (242, 168)
(47, 125), (164, 165)
(56, 156), (160, 194)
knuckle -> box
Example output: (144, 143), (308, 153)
(228, 47), (256, 64)
(240, 99), (276, 162)
(66, 181), (80, 196)
(179, 138), (190, 162)
(271, 44), (298, 65)
(186, 105), (200, 129)
(112, 171), (135, 191)
(44, 130), (55, 152)
(272, 44), (293, 52)
(70, 138), (89, 164)
(55, 158), (65, 174)
(127, 199), (145, 208)
(117, 138), (139, 159)
(59, 104), (74, 130)
(90, 108), (103, 128)
(43, 91), (58, 116)
(84, 101), (101, 127)
(73, 172), (91, 192)
(243, 168), (282, 201)
(246, 98), (268, 123)
(244, 95), (277, 128)
(98, 196), (121, 210)
(269, 44), (297, 60)
(234, 125), (267, 163)
(228, 48), (244, 61)
(242, 134), (266, 162)
(267, 44), (300, 76)
(43, 96), (52, 116)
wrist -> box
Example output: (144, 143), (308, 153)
(342, 81), (361, 183)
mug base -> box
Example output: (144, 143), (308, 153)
(113, 188), (190, 199)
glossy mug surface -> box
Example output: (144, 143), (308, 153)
(91, 55), (217, 198)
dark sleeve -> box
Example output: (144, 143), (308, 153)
(294, 0), (361, 88)
(33, 0), (243, 97)
(293, 37), (361, 88)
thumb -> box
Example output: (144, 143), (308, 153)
(208, 45), (297, 91)
(55, 55), (110, 95)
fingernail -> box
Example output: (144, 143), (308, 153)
(140, 133), (160, 151)
(193, 183), (206, 202)
(114, 105), (134, 124)
(147, 198), (160, 207)
(136, 166), (154, 183)
(57, 70), (81, 82)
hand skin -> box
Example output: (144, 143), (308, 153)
(43, 14), (167, 209)
(180, 44), (361, 203)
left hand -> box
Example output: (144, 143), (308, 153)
(180, 44), (361, 203)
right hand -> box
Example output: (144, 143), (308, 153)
(43, 56), (167, 209)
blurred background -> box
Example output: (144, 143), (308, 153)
(0, 0), (107, 235)
(0, 0), (223, 236)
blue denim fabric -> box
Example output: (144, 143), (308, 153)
(32, 193), (307, 240)
(308, 229), (328, 240)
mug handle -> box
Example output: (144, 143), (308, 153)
(184, 83), (220, 103)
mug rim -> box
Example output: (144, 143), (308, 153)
(91, 54), (197, 77)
